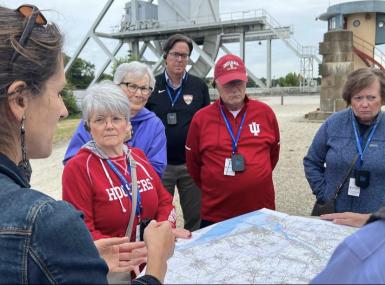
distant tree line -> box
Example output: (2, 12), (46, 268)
(62, 55), (320, 116)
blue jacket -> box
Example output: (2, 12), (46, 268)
(63, 108), (167, 177)
(304, 108), (385, 213)
(312, 219), (385, 284)
(0, 153), (109, 283)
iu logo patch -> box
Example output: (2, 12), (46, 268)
(249, 122), (260, 136)
(183, 94), (193, 105)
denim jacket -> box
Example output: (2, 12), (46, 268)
(0, 153), (109, 284)
(304, 108), (385, 213)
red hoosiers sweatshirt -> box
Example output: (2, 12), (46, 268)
(62, 143), (175, 241)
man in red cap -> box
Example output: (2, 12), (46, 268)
(185, 54), (280, 228)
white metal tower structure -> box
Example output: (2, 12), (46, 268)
(65, 0), (321, 89)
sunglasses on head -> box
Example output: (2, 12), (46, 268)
(10, 4), (47, 64)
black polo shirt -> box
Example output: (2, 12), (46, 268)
(146, 71), (210, 165)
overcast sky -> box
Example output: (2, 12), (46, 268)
(0, 0), (369, 78)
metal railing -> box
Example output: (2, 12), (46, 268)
(118, 7), (320, 64)
(353, 34), (385, 69)
(260, 9), (321, 63)
(120, 9), (269, 32)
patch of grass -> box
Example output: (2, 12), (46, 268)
(53, 115), (81, 145)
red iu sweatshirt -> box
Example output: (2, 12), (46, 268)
(186, 97), (280, 222)
(62, 144), (175, 241)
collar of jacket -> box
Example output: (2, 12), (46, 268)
(164, 70), (187, 90)
(0, 153), (30, 188)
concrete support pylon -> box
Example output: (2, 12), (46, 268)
(306, 30), (354, 120)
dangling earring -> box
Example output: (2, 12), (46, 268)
(20, 116), (27, 169)
(18, 116), (32, 183)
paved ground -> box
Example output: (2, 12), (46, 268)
(30, 95), (322, 228)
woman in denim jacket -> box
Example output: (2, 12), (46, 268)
(304, 68), (385, 215)
(0, 4), (174, 284)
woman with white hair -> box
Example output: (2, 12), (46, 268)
(62, 81), (176, 243)
(63, 61), (167, 178)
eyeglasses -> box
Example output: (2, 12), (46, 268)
(90, 115), (127, 128)
(168, 52), (189, 61)
(120, 82), (153, 95)
(10, 5), (47, 64)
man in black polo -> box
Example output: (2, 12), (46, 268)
(146, 34), (210, 231)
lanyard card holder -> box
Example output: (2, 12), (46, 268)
(355, 169), (370, 189)
(232, 153), (245, 172)
(167, 112), (177, 125)
(220, 105), (247, 173)
(351, 111), (382, 190)
(165, 78), (184, 126)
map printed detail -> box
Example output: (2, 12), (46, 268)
(165, 209), (356, 284)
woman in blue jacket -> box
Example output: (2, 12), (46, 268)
(304, 68), (385, 214)
(63, 61), (167, 178)
(0, 4), (173, 284)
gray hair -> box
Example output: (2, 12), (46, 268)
(82, 81), (130, 123)
(113, 61), (156, 89)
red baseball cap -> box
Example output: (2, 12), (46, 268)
(214, 54), (247, 85)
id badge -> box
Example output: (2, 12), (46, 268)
(355, 169), (370, 189)
(224, 158), (235, 176)
(167, 112), (177, 125)
(231, 153), (245, 172)
(348, 178), (360, 197)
